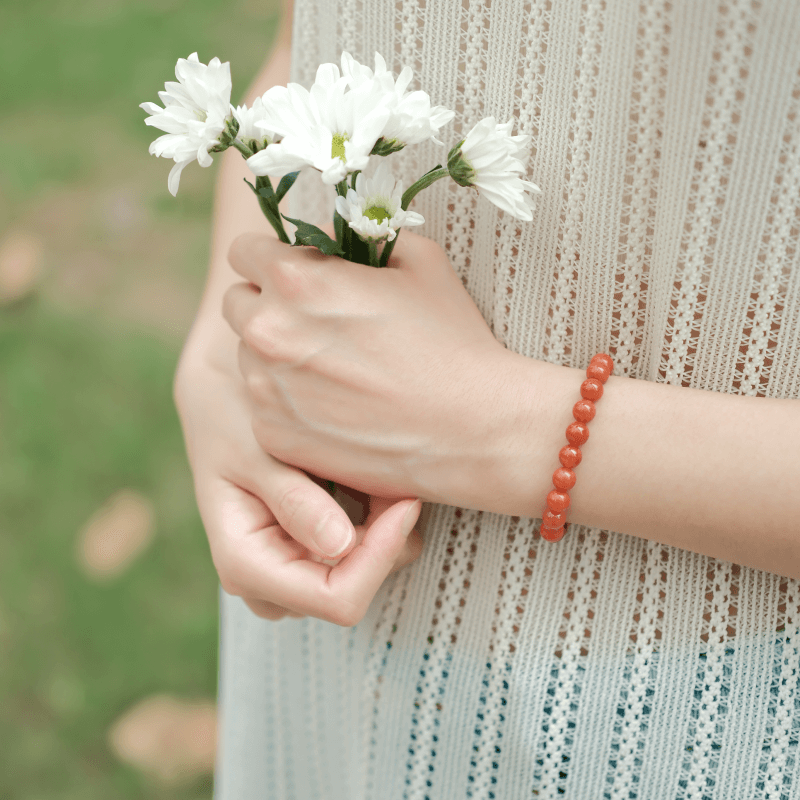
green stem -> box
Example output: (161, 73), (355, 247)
(333, 182), (360, 260)
(378, 232), (398, 268)
(400, 167), (449, 210)
(368, 242), (380, 268)
(254, 176), (291, 244)
(230, 139), (254, 159)
(380, 167), (450, 267)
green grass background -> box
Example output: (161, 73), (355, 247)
(0, 1), (282, 796)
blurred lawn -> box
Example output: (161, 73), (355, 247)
(0, 0), (282, 797)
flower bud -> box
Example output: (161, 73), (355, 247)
(447, 139), (475, 187)
(209, 116), (240, 153)
(371, 137), (406, 157)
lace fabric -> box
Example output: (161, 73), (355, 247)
(215, 1), (800, 797)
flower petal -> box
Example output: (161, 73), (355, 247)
(167, 159), (193, 196)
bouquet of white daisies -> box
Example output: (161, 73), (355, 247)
(141, 51), (541, 268)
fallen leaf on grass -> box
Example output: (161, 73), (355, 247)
(77, 489), (155, 580)
(0, 231), (43, 303)
(108, 695), (216, 783)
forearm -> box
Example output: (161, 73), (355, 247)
(180, 22), (292, 374)
(486, 354), (800, 578)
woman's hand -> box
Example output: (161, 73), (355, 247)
(222, 229), (519, 509)
(174, 348), (423, 625)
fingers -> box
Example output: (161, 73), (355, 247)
(359, 492), (423, 574)
(392, 527), (424, 572)
(243, 598), (304, 620)
(193, 405), (423, 626)
(263, 469), (358, 559)
(230, 496), (421, 626)
(228, 231), (337, 288)
(222, 281), (261, 345)
(321, 497), (422, 624)
(228, 231), (275, 286)
(231, 451), (358, 560)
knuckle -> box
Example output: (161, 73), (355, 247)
(272, 257), (316, 301)
(218, 570), (242, 597)
(325, 599), (366, 628)
(210, 543), (243, 597)
(242, 315), (283, 360)
(244, 366), (272, 404)
(229, 230), (268, 269)
(275, 483), (306, 533)
(241, 314), (267, 351)
(221, 285), (239, 326)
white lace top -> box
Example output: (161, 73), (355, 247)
(215, 1), (800, 798)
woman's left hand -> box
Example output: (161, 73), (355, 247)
(222, 228), (519, 508)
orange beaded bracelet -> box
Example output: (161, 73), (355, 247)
(540, 352), (614, 542)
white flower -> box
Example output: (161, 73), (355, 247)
(141, 53), (233, 195)
(341, 51), (455, 148)
(233, 96), (279, 152)
(246, 62), (392, 185)
(334, 160), (425, 243)
(449, 117), (542, 221)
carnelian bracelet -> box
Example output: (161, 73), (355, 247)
(539, 352), (614, 542)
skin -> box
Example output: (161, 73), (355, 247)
(222, 228), (514, 509)
(174, 0), (423, 626)
(179, 0), (800, 630)
(225, 224), (800, 580)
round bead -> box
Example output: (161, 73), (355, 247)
(573, 399), (596, 423)
(559, 445), (582, 468)
(542, 508), (567, 528)
(552, 467), (576, 491)
(547, 490), (571, 513)
(586, 362), (610, 383)
(541, 524), (566, 542)
(580, 378), (604, 401)
(566, 421), (590, 446)
(591, 353), (614, 373)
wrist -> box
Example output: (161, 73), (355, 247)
(486, 354), (586, 519)
(175, 282), (241, 398)
(426, 349), (581, 518)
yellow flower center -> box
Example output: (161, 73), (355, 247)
(331, 132), (349, 161)
(364, 205), (391, 223)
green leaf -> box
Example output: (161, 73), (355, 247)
(282, 215), (345, 256)
(244, 177), (258, 194)
(333, 209), (346, 248)
(276, 171), (300, 203)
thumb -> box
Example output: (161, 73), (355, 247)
(323, 497), (422, 623)
(361, 494), (423, 571)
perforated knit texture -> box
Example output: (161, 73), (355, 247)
(215, 1), (800, 798)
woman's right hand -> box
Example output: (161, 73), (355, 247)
(174, 348), (424, 624)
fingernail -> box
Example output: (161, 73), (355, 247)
(402, 500), (422, 537)
(314, 517), (353, 558)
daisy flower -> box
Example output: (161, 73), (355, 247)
(233, 96), (279, 153)
(334, 160), (425, 243)
(140, 53), (234, 196)
(448, 117), (542, 220)
(246, 62), (392, 185)
(341, 51), (455, 151)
